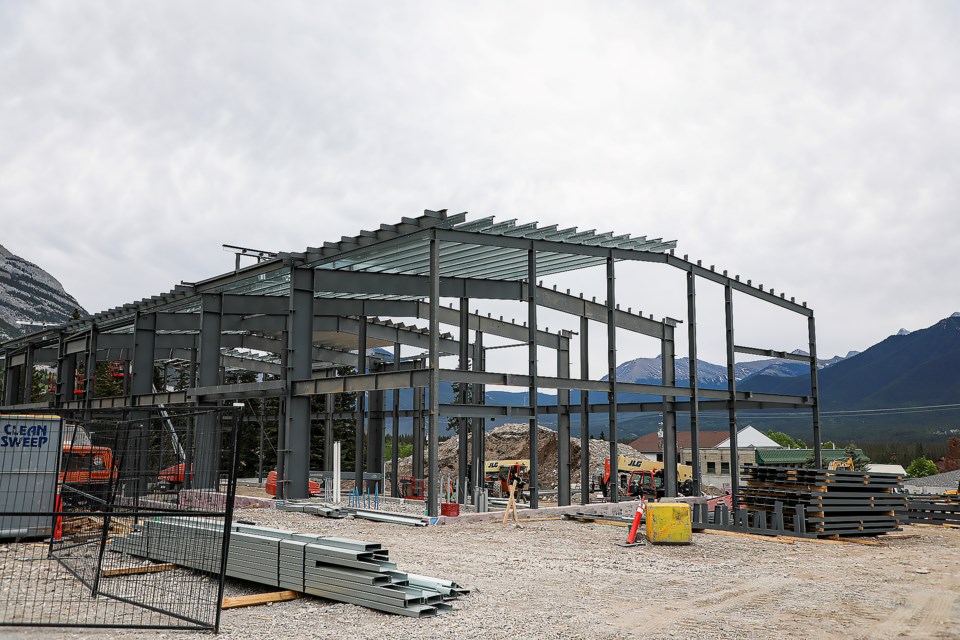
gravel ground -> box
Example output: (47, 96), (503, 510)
(3, 510), (959, 640)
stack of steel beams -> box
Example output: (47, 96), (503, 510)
(904, 496), (960, 525)
(277, 503), (347, 518)
(111, 520), (468, 617)
(350, 508), (428, 526)
(740, 466), (906, 537)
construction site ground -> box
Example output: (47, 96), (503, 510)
(5, 509), (959, 640)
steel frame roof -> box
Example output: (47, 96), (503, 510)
(1, 210), (677, 352)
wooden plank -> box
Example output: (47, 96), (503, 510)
(102, 563), (178, 578)
(840, 537), (882, 546)
(696, 529), (796, 544)
(221, 590), (301, 610)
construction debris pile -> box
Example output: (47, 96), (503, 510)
(398, 422), (640, 488)
(111, 519), (468, 618)
(740, 466), (905, 537)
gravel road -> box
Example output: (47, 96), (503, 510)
(3, 509), (959, 640)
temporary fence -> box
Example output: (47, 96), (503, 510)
(0, 407), (240, 631)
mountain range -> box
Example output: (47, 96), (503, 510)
(740, 312), (960, 410)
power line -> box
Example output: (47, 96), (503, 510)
(742, 403), (960, 420)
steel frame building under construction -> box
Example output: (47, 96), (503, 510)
(0, 210), (823, 516)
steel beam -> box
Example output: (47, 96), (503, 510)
(355, 316), (368, 491)
(470, 332), (485, 495)
(413, 382), (424, 479)
(391, 342), (401, 497)
(315, 268), (523, 301)
(662, 326), (677, 497)
(666, 254), (812, 316)
(733, 345), (813, 362)
(20, 345), (34, 404)
(527, 249), (540, 508)
(83, 325), (98, 407)
(195, 294), (223, 490)
(809, 315), (822, 468)
(724, 284), (740, 507)
(367, 388), (384, 492)
(557, 334), (571, 506)
(284, 268), (315, 499)
(415, 300), (560, 350)
(313, 315), (462, 357)
(687, 271), (701, 495)
(128, 311), (156, 498)
(2, 350), (19, 406)
(606, 254), (618, 503)
(313, 396), (813, 420)
(315, 269), (671, 338)
(579, 316), (590, 505)
(427, 236), (441, 517)
(530, 285), (672, 339)
(457, 298), (470, 503)
(57, 335), (76, 408)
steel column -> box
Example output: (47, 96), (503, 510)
(20, 345), (34, 404)
(809, 315), (822, 468)
(55, 334), (76, 407)
(457, 297), (470, 502)
(427, 235), (441, 517)
(470, 332), (485, 494)
(391, 341), (401, 497)
(662, 326), (677, 497)
(527, 247), (539, 509)
(83, 325), (98, 409)
(606, 254), (619, 502)
(579, 316), (590, 505)
(129, 311), (156, 498)
(354, 316), (368, 491)
(724, 284), (740, 507)
(413, 383), (424, 479)
(687, 270), (701, 495)
(2, 350), (19, 406)
(196, 293), (223, 490)
(367, 388), (385, 491)
(324, 390), (334, 475)
(283, 268), (315, 499)
(557, 334), (571, 506)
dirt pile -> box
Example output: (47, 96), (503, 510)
(397, 422), (640, 489)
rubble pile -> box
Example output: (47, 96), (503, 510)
(397, 422), (640, 489)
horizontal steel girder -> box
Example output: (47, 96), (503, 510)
(314, 270), (670, 338)
(733, 345), (813, 363)
(290, 367), (814, 406)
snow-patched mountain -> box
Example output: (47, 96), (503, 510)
(601, 351), (848, 388)
(740, 313), (960, 409)
(0, 245), (85, 341)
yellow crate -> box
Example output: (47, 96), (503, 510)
(645, 502), (692, 545)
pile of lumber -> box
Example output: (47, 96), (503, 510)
(110, 518), (467, 618)
(739, 466), (906, 537)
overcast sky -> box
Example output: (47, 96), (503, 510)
(2, 1), (958, 369)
